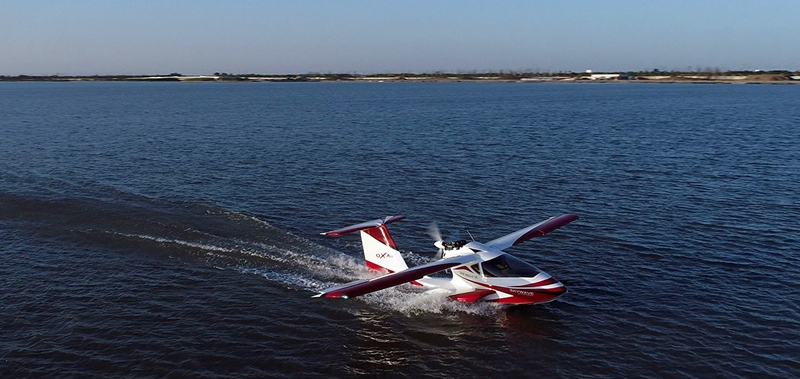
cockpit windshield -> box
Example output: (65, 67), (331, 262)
(481, 254), (541, 278)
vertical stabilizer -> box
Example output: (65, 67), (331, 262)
(321, 216), (409, 273)
(360, 225), (408, 273)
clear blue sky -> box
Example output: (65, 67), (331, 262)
(2, 0), (798, 75)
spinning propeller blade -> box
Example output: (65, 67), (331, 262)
(428, 221), (445, 259)
(427, 221), (442, 242)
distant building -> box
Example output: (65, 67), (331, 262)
(589, 73), (621, 80)
(354, 76), (401, 81)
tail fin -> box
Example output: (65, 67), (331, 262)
(321, 216), (409, 273)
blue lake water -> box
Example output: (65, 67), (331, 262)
(1, 81), (799, 378)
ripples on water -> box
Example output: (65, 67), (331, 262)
(1, 82), (798, 378)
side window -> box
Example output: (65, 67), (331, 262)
(469, 264), (481, 275)
(482, 254), (540, 277)
(479, 263), (495, 277)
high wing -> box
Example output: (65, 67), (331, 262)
(485, 214), (579, 250)
(313, 254), (479, 299)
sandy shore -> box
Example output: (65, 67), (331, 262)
(2, 73), (799, 84)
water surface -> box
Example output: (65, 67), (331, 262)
(1, 82), (798, 378)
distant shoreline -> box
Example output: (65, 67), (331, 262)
(2, 72), (799, 84)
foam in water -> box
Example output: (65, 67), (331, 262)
(360, 286), (501, 316)
(107, 214), (501, 316)
(112, 232), (238, 253)
(243, 250), (501, 317)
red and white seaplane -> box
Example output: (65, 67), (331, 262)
(314, 214), (578, 305)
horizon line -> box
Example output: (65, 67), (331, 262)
(3, 68), (800, 78)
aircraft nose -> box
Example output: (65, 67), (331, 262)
(524, 276), (567, 301)
(536, 277), (567, 297)
(535, 281), (567, 303)
(553, 281), (567, 295)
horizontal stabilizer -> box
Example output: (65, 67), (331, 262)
(320, 216), (406, 236)
(314, 254), (479, 299)
(486, 214), (578, 250)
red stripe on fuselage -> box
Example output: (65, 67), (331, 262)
(459, 277), (566, 304)
(490, 291), (564, 304)
(449, 289), (494, 302)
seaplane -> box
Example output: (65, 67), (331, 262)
(313, 214), (578, 305)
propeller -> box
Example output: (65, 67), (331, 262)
(428, 221), (443, 243)
(428, 221), (445, 260)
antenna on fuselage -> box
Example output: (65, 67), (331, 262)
(466, 230), (475, 241)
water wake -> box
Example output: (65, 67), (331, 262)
(2, 188), (499, 316)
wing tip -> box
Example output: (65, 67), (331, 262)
(312, 292), (349, 299)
